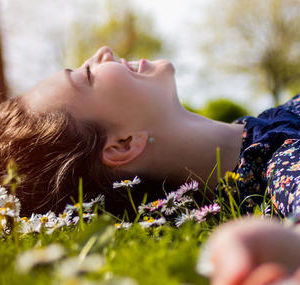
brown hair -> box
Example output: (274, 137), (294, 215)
(0, 97), (178, 218)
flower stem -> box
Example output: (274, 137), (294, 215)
(216, 147), (224, 221)
(78, 177), (84, 231)
(227, 190), (237, 219)
(126, 187), (137, 215)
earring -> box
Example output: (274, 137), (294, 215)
(148, 136), (155, 144)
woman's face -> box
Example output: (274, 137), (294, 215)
(23, 46), (180, 134)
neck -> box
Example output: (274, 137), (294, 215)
(143, 108), (244, 190)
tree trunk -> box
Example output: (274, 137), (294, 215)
(0, 30), (7, 102)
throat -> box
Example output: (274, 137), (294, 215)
(162, 119), (245, 190)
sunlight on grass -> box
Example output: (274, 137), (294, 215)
(0, 151), (278, 285)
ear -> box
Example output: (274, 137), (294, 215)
(102, 131), (149, 167)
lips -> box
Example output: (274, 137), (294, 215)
(138, 59), (147, 73)
(120, 58), (147, 73)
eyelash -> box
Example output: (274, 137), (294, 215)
(86, 65), (91, 84)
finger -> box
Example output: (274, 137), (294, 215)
(293, 266), (300, 282)
(242, 263), (288, 285)
(211, 240), (253, 285)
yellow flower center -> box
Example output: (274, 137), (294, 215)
(74, 203), (80, 208)
(21, 217), (29, 222)
(114, 223), (121, 227)
(123, 180), (131, 184)
(0, 207), (7, 214)
(152, 200), (159, 207)
(147, 217), (155, 223)
(4, 202), (14, 209)
(0, 215), (6, 230)
(40, 217), (48, 223)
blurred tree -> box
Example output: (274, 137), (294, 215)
(184, 98), (249, 123)
(200, 0), (300, 106)
(0, 27), (7, 102)
(63, 0), (163, 68)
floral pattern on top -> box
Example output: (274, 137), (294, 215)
(215, 94), (300, 219)
(265, 138), (300, 219)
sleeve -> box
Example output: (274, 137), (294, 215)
(265, 138), (300, 221)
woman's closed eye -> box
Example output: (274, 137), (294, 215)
(86, 65), (92, 85)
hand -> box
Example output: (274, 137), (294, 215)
(198, 217), (300, 285)
(241, 263), (300, 285)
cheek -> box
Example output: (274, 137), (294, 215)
(92, 65), (176, 125)
(95, 69), (141, 104)
(94, 63), (130, 90)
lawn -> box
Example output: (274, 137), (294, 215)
(0, 152), (275, 285)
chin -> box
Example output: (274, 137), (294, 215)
(167, 62), (176, 74)
(161, 59), (176, 74)
(152, 59), (175, 74)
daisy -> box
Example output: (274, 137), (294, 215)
(194, 203), (220, 222)
(38, 211), (58, 228)
(46, 210), (74, 235)
(139, 217), (166, 228)
(175, 211), (196, 227)
(161, 192), (179, 216)
(0, 207), (18, 218)
(83, 194), (105, 210)
(79, 194), (105, 213)
(56, 254), (104, 278)
(114, 222), (132, 229)
(18, 213), (43, 234)
(139, 199), (166, 214)
(0, 187), (8, 200)
(193, 211), (206, 223)
(83, 212), (96, 222)
(72, 216), (80, 225)
(65, 201), (95, 212)
(149, 199), (166, 212)
(175, 180), (199, 199)
(65, 202), (81, 211)
(15, 244), (65, 273)
(58, 210), (73, 226)
(196, 242), (214, 278)
(0, 194), (21, 217)
(138, 204), (152, 214)
(113, 176), (141, 189)
(176, 196), (194, 207)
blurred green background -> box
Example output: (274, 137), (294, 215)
(1, 0), (300, 121)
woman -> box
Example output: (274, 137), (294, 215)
(1, 46), (300, 282)
(4, 44), (299, 218)
(0, 45), (244, 216)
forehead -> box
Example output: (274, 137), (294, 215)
(22, 70), (79, 114)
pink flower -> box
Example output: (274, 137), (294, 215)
(194, 203), (220, 222)
(175, 181), (199, 199)
(149, 199), (166, 212)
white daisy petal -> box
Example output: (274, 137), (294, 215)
(113, 176), (141, 189)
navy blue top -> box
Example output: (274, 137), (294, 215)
(219, 94), (300, 219)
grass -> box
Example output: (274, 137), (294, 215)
(0, 153), (278, 285)
(0, 216), (212, 285)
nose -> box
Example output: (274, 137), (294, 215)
(82, 46), (116, 68)
(101, 51), (114, 63)
(94, 46), (114, 63)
